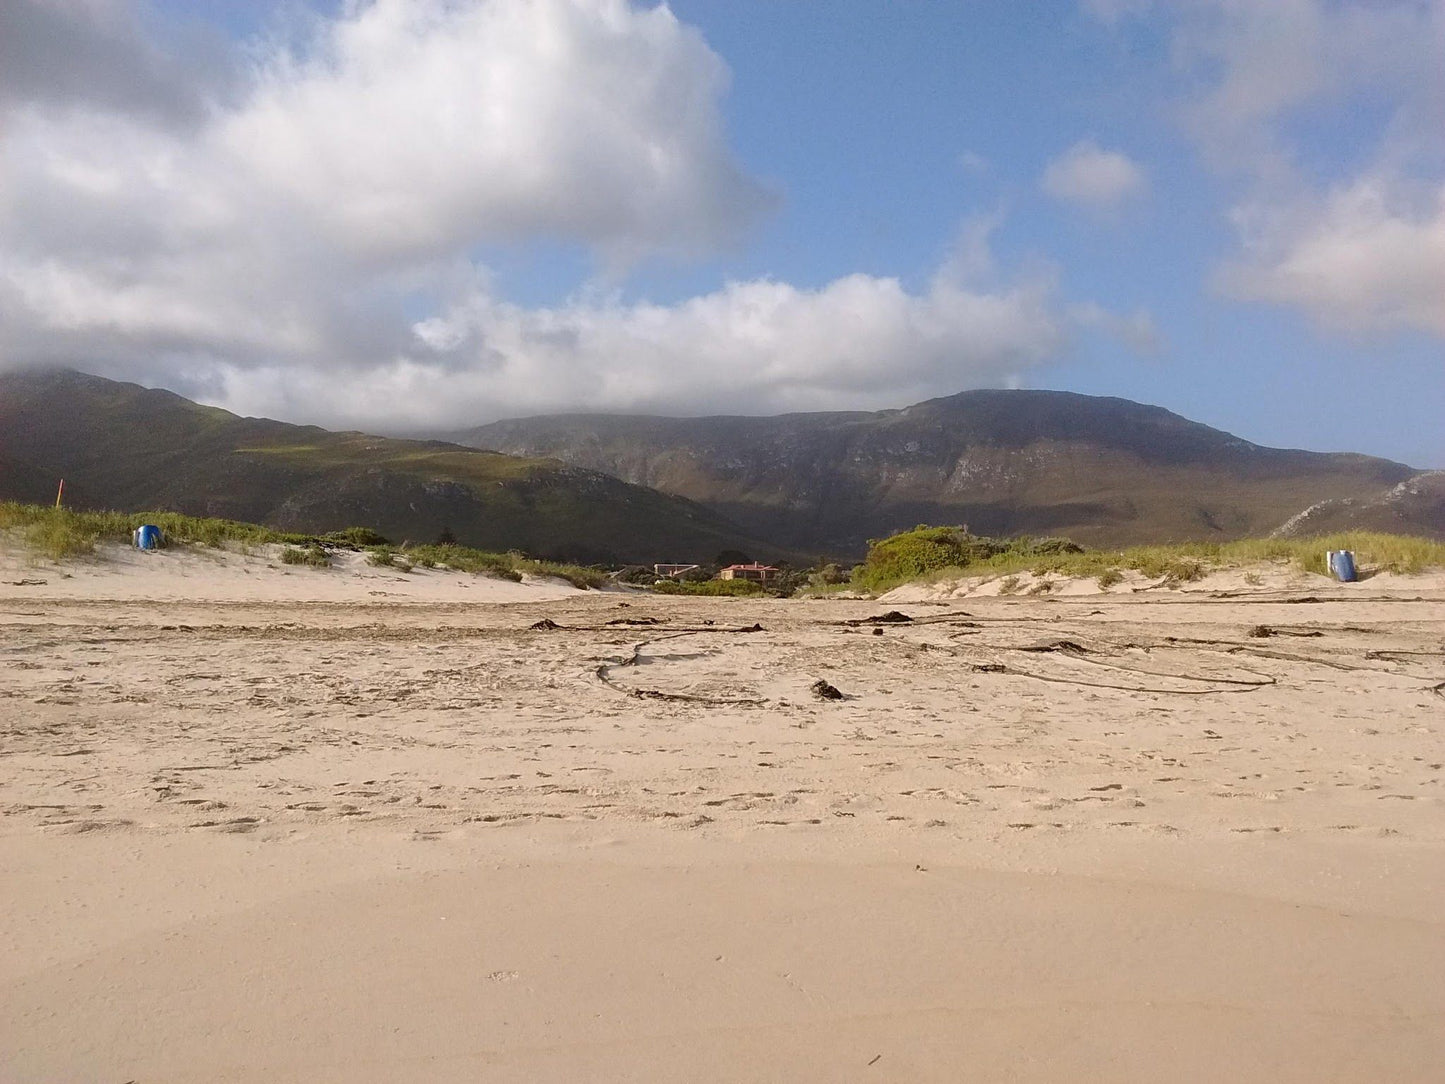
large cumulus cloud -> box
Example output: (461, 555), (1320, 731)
(0, 0), (1106, 428)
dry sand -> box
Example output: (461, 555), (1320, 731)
(2, 544), (1443, 1081)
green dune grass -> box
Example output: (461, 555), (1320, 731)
(0, 502), (604, 587)
(852, 524), (1445, 594)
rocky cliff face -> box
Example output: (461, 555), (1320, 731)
(449, 390), (1426, 555)
(1271, 472), (1445, 539)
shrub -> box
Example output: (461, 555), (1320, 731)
(367, 546), (403, 569)
(24, 510), (100, 560)
(393, 543), (605, 588)
(797, 562), (854, 596)
(1030, 537), (1085, 556)
(280, 544), (330, 567)
(1166, 558), (1205, 583)
(324, 526), (391, 547)
(853, 526), (1002, 592)
(529, 561), (606, 589)
(850, 526), (1095, 593)
(846, 525), (1445, 595)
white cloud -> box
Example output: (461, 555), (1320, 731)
(0, 2), (770, 381)
(0, 1), (1139, 430)
(218, 0), (770, 262)
(1223, 178), (1445, 336)
(1168, 0), (1444, 182)
(1085, 0), (1445, 340)
(1041, 141), (1147, 211)
(213, 266), (1073, 431)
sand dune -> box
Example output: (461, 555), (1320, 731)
(2, 544), (1443, 1080)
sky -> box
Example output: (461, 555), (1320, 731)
(0, 0), (1442, 465)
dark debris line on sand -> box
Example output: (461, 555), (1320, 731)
(951, 636), (1278, 695)
(845, 610), (914, 626)
(593, 626), (770, 706)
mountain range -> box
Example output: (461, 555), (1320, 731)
(0, 370), (766, 563)
(447, 390), (1439, 553)
(2, 370), (1440, 562)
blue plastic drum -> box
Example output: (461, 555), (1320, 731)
(134, 524), (163, 550)
(1327, 549), (1356, 582)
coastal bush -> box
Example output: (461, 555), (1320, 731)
(23, 510), (100, 559)
(0, 502), (292, 551)
(794, 562), (854, 596)
(851, 526), (1086, 592)
(366, 546), (413, 571)
(1221, 532), (1445, 575)
(0, 502), (610, 587)
(399, 542), (605, 589)
(848, 523), (1445, 594)
(323, 526), (390, 547)
(615, 565), (663, 585)
(811, 563), (850, 586)
(280, 544), (330, 567)
(851, 526), (1003, 592)
(1029, 537), (1086, 556)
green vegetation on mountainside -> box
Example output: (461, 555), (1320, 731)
(239, 440), (542, 483)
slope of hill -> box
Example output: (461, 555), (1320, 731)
(0, 370), (768, 563)
(1272, 472), (1445, 539)
(448, 390), (1430, 553)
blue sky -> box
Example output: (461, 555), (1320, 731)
(1, 0), (1442, 464)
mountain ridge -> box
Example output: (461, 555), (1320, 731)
(446, 389), (1433, 553)
(4, 370), (1436, 562)
(0, 369), (774, 563)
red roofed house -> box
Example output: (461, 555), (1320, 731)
(717, 562), (779, 583)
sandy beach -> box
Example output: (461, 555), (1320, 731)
(2, 545), (1443, 1081)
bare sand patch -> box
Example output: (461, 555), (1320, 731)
(2, 547), (1443, 1080)
(0, 542), (589, 604)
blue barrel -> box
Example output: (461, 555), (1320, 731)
(134, 524), (163, 550)
(1328, 550), (1356, 582)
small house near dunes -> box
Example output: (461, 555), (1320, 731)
(718, 562), (779, 583)
(653, 563), (700, 579)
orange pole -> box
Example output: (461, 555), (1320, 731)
(55, 478), (64, 509)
